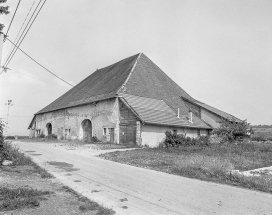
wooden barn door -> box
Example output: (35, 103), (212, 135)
(120, 124), (136, 145)
(109, 128), (114, 143)
(82, 119), (92, 142)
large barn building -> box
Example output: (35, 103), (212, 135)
(28, 53), (240, 147)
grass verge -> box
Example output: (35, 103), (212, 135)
(1, 141), (54, 178)
(62, 186), (115, 215)
(100, 141), (272, 193)
(0, 187), (52, 212)
(1, 142), (115, 214)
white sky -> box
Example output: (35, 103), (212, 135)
(0, 0), (272, 135)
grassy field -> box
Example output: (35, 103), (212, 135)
(252, 127), (272, 140)
(1, 142), (115, 214)
(100, 141), (272, 193)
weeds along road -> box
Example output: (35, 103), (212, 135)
(15, 141), (272, 215)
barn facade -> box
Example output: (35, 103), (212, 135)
(28, 53), (240, 147)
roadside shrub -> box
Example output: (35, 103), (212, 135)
(0, 119), (6, 164)
(0, 187), (52, 211)
(212, 118), (251, 142)
(163, 131), (210, 148)
(1, 142), (32, 166)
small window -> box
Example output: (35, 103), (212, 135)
(65, 129), (70, 136)
(197, 129), (200, 136)
(103, 128), (107, 136)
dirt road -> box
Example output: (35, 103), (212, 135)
(15, 141), (272, 215)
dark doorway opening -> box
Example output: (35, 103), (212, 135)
(46, 123), (52, 135)
(82, 119), (92, 142)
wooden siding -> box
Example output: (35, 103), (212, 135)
(119, 101), (137, 144)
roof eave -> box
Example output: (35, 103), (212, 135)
(143, 121), (212, 130)
(181, 96), (241, 122)
(36, 95), (117, 115)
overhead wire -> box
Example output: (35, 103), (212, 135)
(3, 0), (43, 67)
(2, 0), (97, 100)
(5, 37), (74, 87)
(4, 37), (100, 98)
(9, 70), (71, 88)
(3, 0), (45, 68)
(4, 0), (37, 65)
(5, 0), (22, 36)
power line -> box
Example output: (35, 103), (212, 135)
(4, 37), (99, 99)
(4, 0), (37, 65)
(3, 0), (45, 68)
(9, 70), (71, 88)
(5, 0), (22, 36)
(3, 0), (43, 67)
(4, 25), (98, 96)
(5, 37), (74, 87)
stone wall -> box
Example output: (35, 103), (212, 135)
(35, 98), (119, 143)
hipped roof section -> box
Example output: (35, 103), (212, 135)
(37, 53), (141, 114)
(34, 52), (239, 129)
(119, 94), (211, 129)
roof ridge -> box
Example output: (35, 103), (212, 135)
(116, 53), (142, 95)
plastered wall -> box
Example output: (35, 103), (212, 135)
(141, 124), (200, 148)
(34, 98), (119, 143)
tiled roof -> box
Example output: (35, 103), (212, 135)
(34, 52), (239, 129)
(37, 53), (141, 114)
(120, 53), (195, 118)
(120, 94), (211, 129)
(118, 53), (211, 128)
(194, 101), (242, 122)
(181, 96), (241, 122)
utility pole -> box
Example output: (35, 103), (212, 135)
(5, 100), (13, 136)
(0, 32), (3, 68)
(0, 33), (10, 75)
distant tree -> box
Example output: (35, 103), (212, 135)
(212, 118), (252, 142)
(0, 0), (9, 32)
